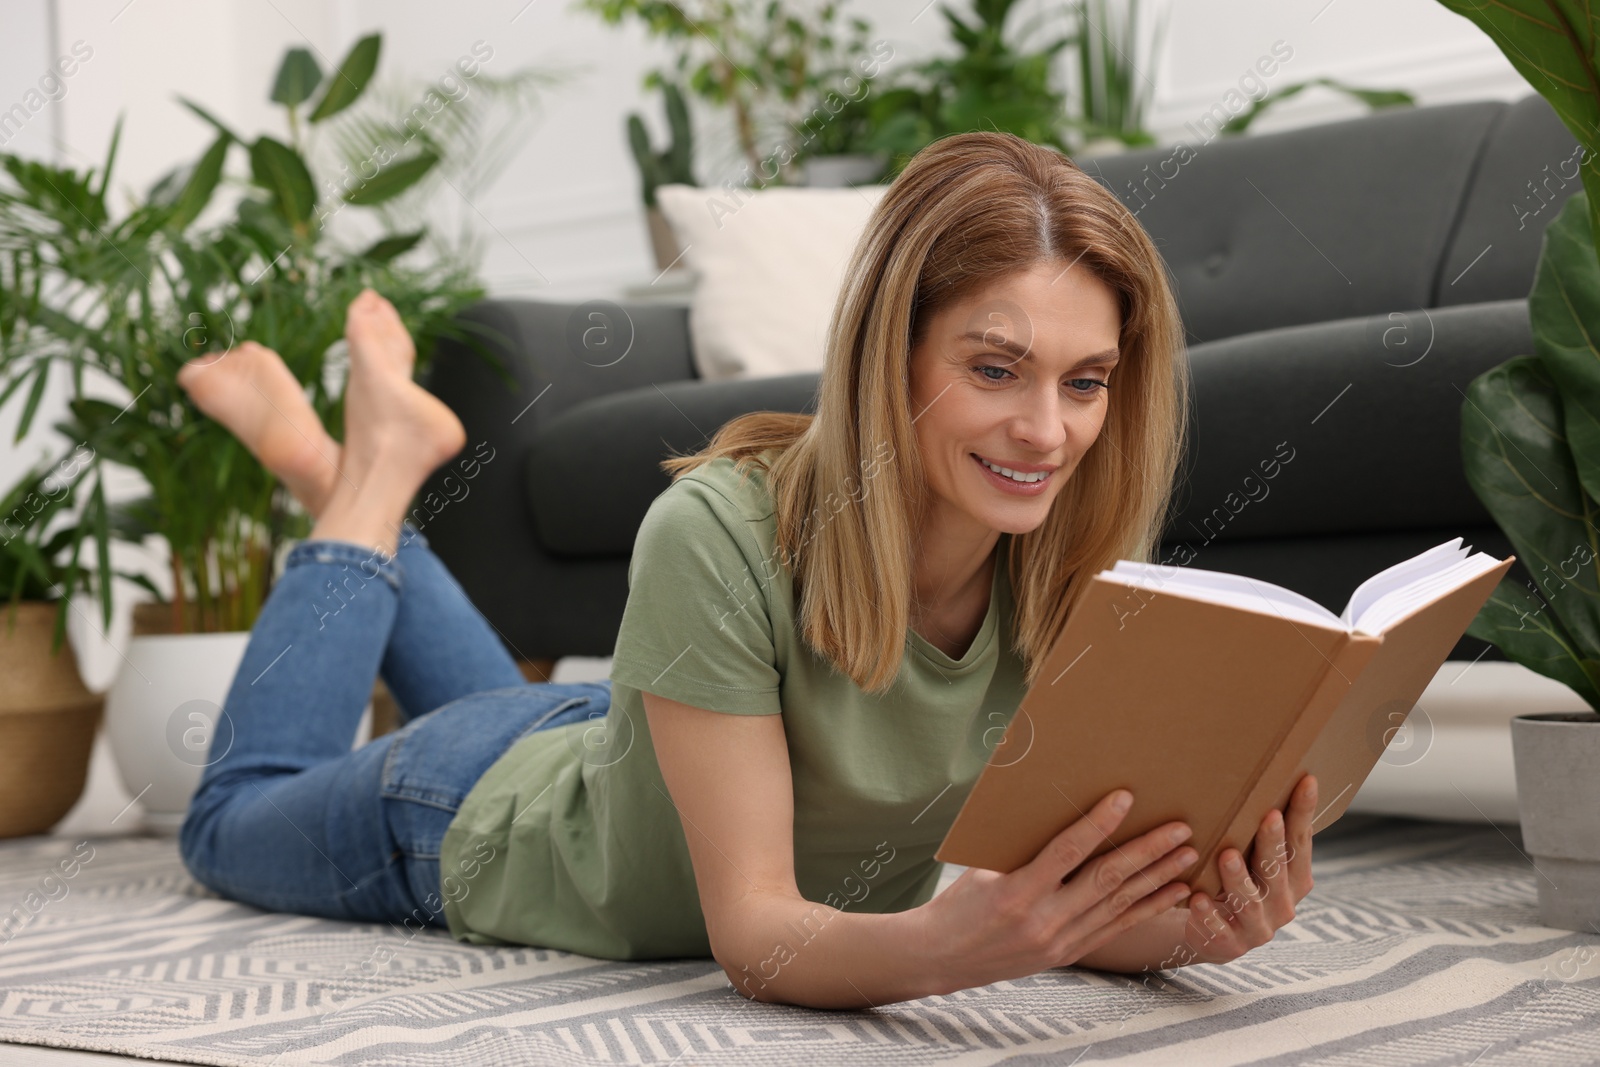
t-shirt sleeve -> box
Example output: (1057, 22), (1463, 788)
(608, 476), (783, 715)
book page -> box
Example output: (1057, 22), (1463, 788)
(1103, 563), (1342, 628)
(1105, 538), (1499, 637)
(1352, 552), (1507, 634)
(1340, 538), (1467, 627)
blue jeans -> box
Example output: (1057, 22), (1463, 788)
(178, 526), (612, 929)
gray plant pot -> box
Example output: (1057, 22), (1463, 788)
(1510, 710), (1600, 932)
(799, 153), (888, 188)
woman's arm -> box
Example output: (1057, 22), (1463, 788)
(642, 690), (949, 1008)
(646, 690), (1202, 1007)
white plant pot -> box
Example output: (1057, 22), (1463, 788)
(103, 629), (250, 834)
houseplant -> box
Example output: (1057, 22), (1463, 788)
(862, 0), (1077, 177)
(577, 0), (875, 184)
(0, 458), (106, 838)
(0, 33), (507, 829)
(1443, 0), (1600, 932)
(627, 81), (697, 270)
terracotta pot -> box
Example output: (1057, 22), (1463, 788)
(0, 602), (103, 838)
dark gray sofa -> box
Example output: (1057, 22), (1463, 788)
(419, 94), (1576, 665)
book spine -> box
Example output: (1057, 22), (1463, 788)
(1186, 633), (1381, 901)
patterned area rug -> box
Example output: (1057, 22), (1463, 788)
(1, 814), (1598, 1067)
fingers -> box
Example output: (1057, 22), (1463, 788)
(1027, 790), (1194, 900)
(1023, 789), (1135, 897)
(1065, 877), (1193, 966)
(1188, 801), (1308, 960)
(1059, 833), (1197, 939)
(1286, 774), (1317, 898)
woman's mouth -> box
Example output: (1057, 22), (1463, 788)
(972, 453), (1053, 495)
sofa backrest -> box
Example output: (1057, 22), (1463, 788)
(1435, 94), (1585, 308)
(1082, 100), (1506, 345)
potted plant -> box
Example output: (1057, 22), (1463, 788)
(0, 459), (107, 838)
(0, 34), (506, 830)
(627, 81), (697, 270)
(1443, 0), (1600, 932)
(579, 0), (875, 185)
(862, 0), (1077, 177)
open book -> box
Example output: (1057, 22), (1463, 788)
(935, 538), (1514, 900)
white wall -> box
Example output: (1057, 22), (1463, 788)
(3, 0), (1522, 685)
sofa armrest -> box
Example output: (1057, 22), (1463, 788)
(413, 298), (696, 662)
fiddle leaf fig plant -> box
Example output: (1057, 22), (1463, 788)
(1436, 1), (1600, 254)
(1445, 0), (1600, 709)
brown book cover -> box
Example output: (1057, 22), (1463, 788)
(935, 545), (1515, 901)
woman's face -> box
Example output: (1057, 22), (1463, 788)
(906, 259), (1122, 539)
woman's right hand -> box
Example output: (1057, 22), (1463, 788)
(916, 789), (1196, 993)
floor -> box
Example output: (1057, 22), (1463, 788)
(19, 655), (618, 1067)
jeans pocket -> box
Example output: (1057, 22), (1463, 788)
(378, 684), (600, 814)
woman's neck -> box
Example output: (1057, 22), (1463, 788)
(910, 504), (1003, 657)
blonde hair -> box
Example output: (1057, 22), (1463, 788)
(661, 131), (1190, 693)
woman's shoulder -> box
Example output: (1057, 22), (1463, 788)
(633, 448), (784, 572)
(658, 449), (781, 527)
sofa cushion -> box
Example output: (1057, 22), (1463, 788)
(525, 299), (1528, 560)
(655, 183), (889, 381)
(1435, 94), (1584, 308)
(526, 373), (821, 556)
(1081, 101), (1505, 345)
(1163, 298), (1530, 547)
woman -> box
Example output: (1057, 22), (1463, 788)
(178, 130), (1318, 1010)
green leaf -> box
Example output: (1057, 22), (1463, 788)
(1467, 575), (1600, 707)
(92, 114), (123, 206)
(178, 97), (244, 143)
(168, 131), (231, 230)
(1528, 193), (1600, 505)
(90, 474), (112, 627)
(14, 361), (51, 442)
(1220, 78), (1415, 135)
(249, 136), (317, 227)
(308, 34), (381, 123)
(342, 149), (438, 205)
(1461, 353), (1600, 668)
(270, 47), (323, 107)
(1435, 0), (1600, 251)
(360, 230), (425, 262)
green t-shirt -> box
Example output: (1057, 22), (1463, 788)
(438, 450), (1028, 960)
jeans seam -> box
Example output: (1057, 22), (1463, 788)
(195, 848), (404, 912)
(517, 695), (592, 739)
(378, 727), (462, 811)
(284, 541), (403, 592)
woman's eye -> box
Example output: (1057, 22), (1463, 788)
(1069, 379), (1107, 395)
(975, 364), (1012, 382)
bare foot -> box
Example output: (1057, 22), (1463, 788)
(307, 291), (464, 555)
(177, 341), (345, 518)
(343, 289), (461, 475)
(345, 287), (416, 379)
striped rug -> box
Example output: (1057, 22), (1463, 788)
(0, 814), (1597, 1066)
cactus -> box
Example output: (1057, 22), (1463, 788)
(627, 82), (695, 208)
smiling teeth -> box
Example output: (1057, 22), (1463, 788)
(979, 457), (1049, 483)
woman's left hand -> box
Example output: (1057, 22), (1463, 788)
(1183, 773), (1318, 964)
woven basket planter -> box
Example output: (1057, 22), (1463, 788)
(0, 602), (103, 838)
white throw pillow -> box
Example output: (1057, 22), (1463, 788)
(655, 182), (889, 380)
